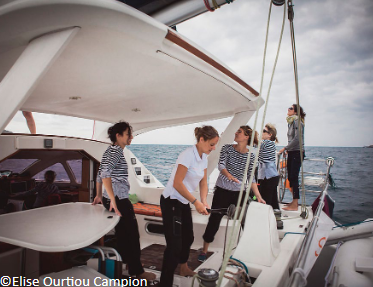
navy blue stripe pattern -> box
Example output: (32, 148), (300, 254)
(98, 145), (130, 199)
(216, 144), (256, 191)
(259, 140), (276, 163)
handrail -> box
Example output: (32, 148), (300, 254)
(303, 158), (328, 162)
(302, 171), (327, 176)
(277, 153), (333, 202)
(287, 157), (334, 287)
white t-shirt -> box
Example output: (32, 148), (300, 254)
(162, 145), (208, 204)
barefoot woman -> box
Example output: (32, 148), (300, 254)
(279, 104), (306, 211)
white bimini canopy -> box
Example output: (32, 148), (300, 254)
(0, 0), (263, 135)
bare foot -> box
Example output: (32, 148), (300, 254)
(179, 264), (196, 277)
(137, 271), (156, 280)
(282, 204), (298, 211)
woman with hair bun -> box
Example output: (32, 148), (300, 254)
(160, 126), (219, 287)
(198, 125), (265, 262)
(93, 121), (155, 281)
(279, 104), (306, 211)
(258, 123), (280, 210)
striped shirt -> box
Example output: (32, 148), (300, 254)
(258, 140), (279, 180)
(97, 145), (130, 200)
(215, 144), (256, 191)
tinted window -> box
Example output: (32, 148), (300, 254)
(67, 160), (82, 184)
(0, 159), (38, 174)
(33, 163), (69, 183)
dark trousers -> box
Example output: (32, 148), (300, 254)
(287, 151), (304, 200)
(258, 176), (280, 210)
(103, 197), (144, 276)
(160, 195), (194, 287)
(203, 186), (246, 243)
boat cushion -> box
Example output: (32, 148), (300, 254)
(133, 202), (162, 217)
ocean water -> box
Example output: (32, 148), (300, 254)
(128, 145), (373, 224)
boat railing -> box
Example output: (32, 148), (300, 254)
(277, 153), (334, 201)
(287, 157), (335, 287)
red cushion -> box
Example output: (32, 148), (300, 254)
(133, 203), (162, 217)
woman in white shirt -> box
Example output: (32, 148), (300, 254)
(160, 126), (219, 287)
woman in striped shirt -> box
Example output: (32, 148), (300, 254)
(198, 126), (265, 262)
(92, 121), (155, 281)
(258, 124), (280, 210)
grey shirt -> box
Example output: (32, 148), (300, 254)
(285, 119), (305, 152)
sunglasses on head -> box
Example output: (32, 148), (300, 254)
(288, 107), (294, 110)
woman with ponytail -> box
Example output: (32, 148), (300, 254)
(160, 126), (219, 287)
(198, 125), (265, 262)
(279, 104), (306, 211)
(93, 121), (155, 281)
(258, 123), (280, 210)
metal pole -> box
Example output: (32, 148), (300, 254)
(288, 158), (334, 286)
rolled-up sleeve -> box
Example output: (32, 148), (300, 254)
(218, 145), (228, 172)
(100, 148), (121, 178)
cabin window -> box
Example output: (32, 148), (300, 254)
(67, 160), (82, 184)
(0, 159), (39, 174)
(33, 163), (69, 183)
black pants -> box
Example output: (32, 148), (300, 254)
(258, 176), (280, 210)
(287, 151), (304, 200)
(203, 186), (246, 243)
(160, 195), (194, 287)
(103, 197), (144, 276)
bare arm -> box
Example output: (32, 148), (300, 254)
(92, 182), (103, 205)
(173, 164), (208, 215)
(199, 169), (210, 209)
(22, 111), (36, 134)
(220, 168), (240, 183)
(102, 177), (122, 216)
(251, 182), (265, 204)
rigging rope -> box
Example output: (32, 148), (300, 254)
(216, 1), (286, 285)
(288, 0), (307, 218)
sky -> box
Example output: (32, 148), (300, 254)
(5, 0), (373, 147)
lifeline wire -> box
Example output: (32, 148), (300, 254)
(288, 0), (307, 217)
(216, 1), (286, 285)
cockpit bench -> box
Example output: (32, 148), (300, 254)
(132, 202), (162, 217)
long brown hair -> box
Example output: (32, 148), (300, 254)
(240, 125), (258, 146)
(292, 104), (306, 121)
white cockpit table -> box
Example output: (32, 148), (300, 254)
(0, 202), (119, 252)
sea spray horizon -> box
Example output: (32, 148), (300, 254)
(128, 145), (373, 224)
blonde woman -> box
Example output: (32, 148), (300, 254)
(258, 124), (280, 210)
(160, 126), (219, 287)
